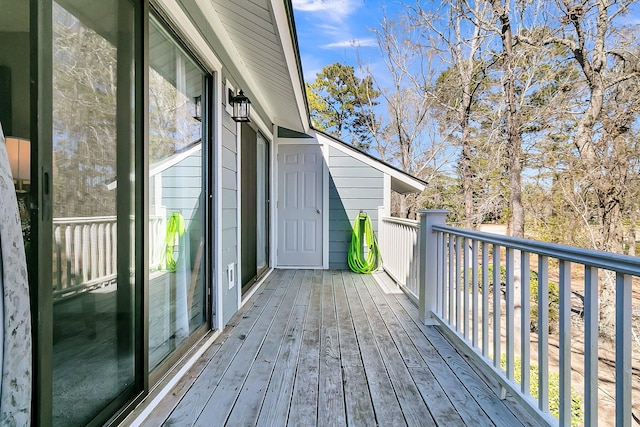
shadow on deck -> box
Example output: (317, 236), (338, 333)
(135, 269), (539, 426)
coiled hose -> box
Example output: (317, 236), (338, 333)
(164, 212), (185, 272)
(348, 212), (381, 273)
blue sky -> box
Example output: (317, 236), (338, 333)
(291, 0), (640, 85)
(291, 0), (403, 82)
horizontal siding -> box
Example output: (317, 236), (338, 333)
(161, 151), (202, 229)
(330, 166), (383, 178)
(222, 188), (237, 208)
(162, 187), (201, 199)
(221, 112), (239, 324)
(330, 177), (382, 188)
(222, 146), (236, 169)
(328, 147), (383, 270)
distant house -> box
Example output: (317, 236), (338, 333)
(0, 1), (424, 425)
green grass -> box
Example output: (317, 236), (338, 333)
(500, 354), (583, 426)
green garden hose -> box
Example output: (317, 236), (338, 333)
(164, 212), (185, 272)
(348, 211), (381, 273)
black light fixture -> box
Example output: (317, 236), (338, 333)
(193, 95), (202, 121)
(230, 89), (251, 122)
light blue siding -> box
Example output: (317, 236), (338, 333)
(328, 147), (383, 269)
(221, 111), (239, 324)
(162, 152), (202, 231)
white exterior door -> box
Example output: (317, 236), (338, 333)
(277, 144), (323, 267)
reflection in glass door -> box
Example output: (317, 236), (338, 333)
(256, 134), (269, 275)
(241, 126), (269, 292)
(148, 17), (207, 372)
(50, 1), (137, 425)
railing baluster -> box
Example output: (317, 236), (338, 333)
(456, 236), (462, 332)
(436, 231), (443, 316)
(449, 234), (454, 325)
(463, 237), (469, 339)
(472, 239), (479, 348)
(106, 223), (112, 276)
(65, 226), (72, 289)
(538, 255), (549, 413)
(98, 223), (105, 278)
(73, 226), (80, 284)
(82, 224), (90, 283)
(493, 245), (501, 369)
(482, 242), (489, 358)
(584, 266), (598, 425)
(54, 226), (62, 291)
(559, 260), (571, 426)
(616, 272), (631, 427)
(521, 251), (531, 396)
(415, 226), (421, 295)
(91, 223), (98, 280)
(505, 247), (514, 380)
(112, 223), (117, 275)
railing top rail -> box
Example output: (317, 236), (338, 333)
(434, 224), (640, 277)
(53, 216), (118, 225)
(53, 214), (165, 225)
(381, 216), (420, 228)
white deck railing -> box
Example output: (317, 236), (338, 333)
(53, 215), (165, 300)
(378, 216), (421, 300)
(407, 210), (639, 426)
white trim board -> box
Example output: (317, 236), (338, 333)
(155, 0), (223, 72)
(271, 0), (309, 133)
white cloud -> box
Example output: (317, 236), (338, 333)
(324, 38), (377, 49)
(292, 0), (361, 20)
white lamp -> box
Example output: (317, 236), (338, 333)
(5, 137), (30, 192)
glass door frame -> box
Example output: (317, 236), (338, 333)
(31, 1), (217, 424)
(31, 0), (149, 425)
(146, 8), (214, 386)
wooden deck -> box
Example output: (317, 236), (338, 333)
(141, 269), (538, 426)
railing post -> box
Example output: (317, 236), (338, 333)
(418, 209), (449, 324)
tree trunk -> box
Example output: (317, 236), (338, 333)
(492, 0), (524, 239)
(461, 119), (474, 230)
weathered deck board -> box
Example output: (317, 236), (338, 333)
(287, 269), (322, 425)
(334, 271), (376, 426)
(193, 270), (301, 426)
(150, 269), (538, 427)
(255, 270), (312, 426)
(343, 272), (407, 426)
(317, 271), (347, 425)
(162, 269), (293, 425)
(352, 273), (437, 426)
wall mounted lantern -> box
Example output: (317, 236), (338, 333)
(5, 136), (30, 192)
(193, 95), (202, 122)
(230, 89), (251, 122)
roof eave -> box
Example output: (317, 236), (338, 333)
(313, 130), (426, 194)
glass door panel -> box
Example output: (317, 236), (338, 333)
(148, 17), (206, 371)
(50, 0), (137, 425)
(256, 134), (268, 275)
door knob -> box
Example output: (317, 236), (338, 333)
(316, 209), (321, 214)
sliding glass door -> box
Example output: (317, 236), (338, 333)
(31, 2), (213, 424)
(48, 0), (140, 425)
(241, 125), (269, 293)
(256, 134), (269, 276)
(147, 15), (209, 373)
